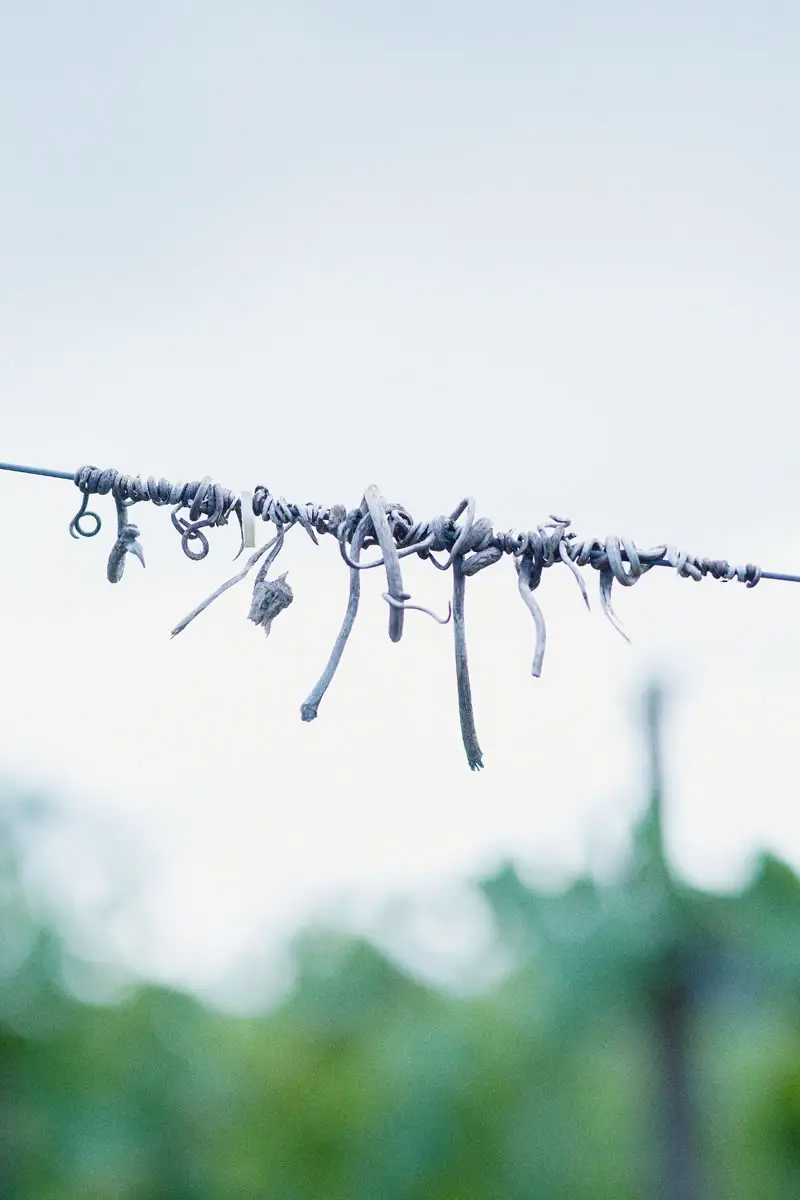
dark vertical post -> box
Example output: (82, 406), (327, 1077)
(652, 962), (701, 1200)
(644, 685), (702, 1200)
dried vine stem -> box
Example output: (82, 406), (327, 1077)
(169, 533), (283, 639)
(452, 555), (483, 771)
(300, 511), (370, 722)
(0, 459), (777, 770)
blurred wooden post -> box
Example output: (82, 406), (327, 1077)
(645, 685), (702, 1200)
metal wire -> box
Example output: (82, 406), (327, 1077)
(0, 461), (74, 480)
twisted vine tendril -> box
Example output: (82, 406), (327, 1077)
(0, 459), (769, 770)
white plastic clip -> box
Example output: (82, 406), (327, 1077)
(240, 489), (256, 549)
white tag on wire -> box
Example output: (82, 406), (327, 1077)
(240, 489), (256, 549)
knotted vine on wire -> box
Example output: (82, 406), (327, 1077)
(67, 464), (763, 771)
(71, 465), (242, 577)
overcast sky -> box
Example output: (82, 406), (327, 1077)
(1, 2), (799, 1004)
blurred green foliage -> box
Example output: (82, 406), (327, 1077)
(2, 691), (800, 1199)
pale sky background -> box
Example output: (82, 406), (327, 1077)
(1, 2), (799, 1007)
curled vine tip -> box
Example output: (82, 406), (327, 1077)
(559, 542), (591, 610)
(69, 489), (102, 539)
(381, 592), (452, 625)
(599, 571), (632, 644)
(516, 555), (547, 677)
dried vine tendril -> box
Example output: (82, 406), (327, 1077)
(0, 459), (771, 770)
